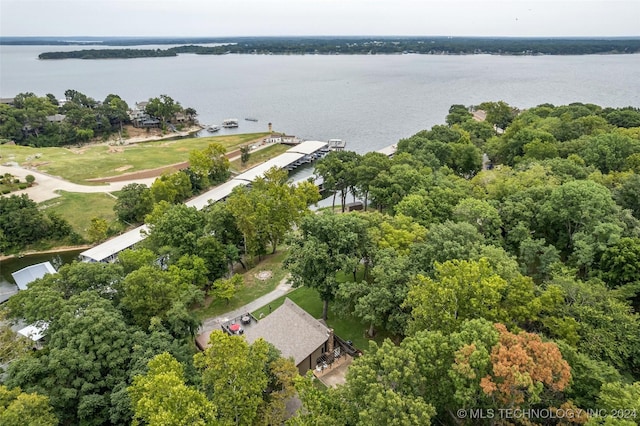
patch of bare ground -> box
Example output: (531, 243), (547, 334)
(86, 161), (190, 183)
(255, 270), (273, 281)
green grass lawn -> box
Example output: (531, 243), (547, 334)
(39, 191), (118, 239)
(0, 132), (269, 184)
(252, 286), (394, 352)
(193, 249), (290, 320)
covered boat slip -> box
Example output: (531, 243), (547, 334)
(11, 262), (57, 291)
(79, 140), (329, 262)
(185, 179), (247, 210)
(79, 225), (149, 263)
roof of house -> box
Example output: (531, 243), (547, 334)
(11, 262), (56, 291)
(17, 322), (48, 341)
(46, 114), (66, 122)
(243, 298), (329, 365)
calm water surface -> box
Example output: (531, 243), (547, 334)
(1, 46), (639, 285)
(2, 45), (639, 153)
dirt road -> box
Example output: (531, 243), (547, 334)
(0, 164), (157, 203)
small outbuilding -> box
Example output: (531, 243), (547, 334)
(11, 261), (56, 291)
(17, 322), (49, 349)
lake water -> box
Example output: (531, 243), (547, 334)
(0, 249), (85, 302)
(1, 46), (639, 289)
(2, 45), (639, 154)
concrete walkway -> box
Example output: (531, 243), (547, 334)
(198, 276), (294, 335)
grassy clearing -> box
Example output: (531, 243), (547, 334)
(229, 144), (291, 172)
(40, 191), (118, 239)
(252, 286), (394, 352)
(193, 249), (290, 320)
(0, 133), (269, 184)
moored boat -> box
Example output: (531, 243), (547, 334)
(328, 139), (346, 151)
(222, 119), (239, 128)
(207, 125), (221, 132)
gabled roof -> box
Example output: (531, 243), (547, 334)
(11, 262), (56, 291)
(243, 298), (329, 365)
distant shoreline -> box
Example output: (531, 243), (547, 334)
(3, 36), (636, 59)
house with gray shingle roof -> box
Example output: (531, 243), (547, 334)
(243, 298), (331, 374)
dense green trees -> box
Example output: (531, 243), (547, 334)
(0, 385), (57, 425)
(0, 90), (196, 147)
(285, 212), (370, 320)
(113, 183), (154, 225)
(0, 194), (77, 252)
(35, 37), (640, 58)
(287, 102), (640, 423)
(4, 100), (640, 424)
(188, 142), (230, 188)
(227, 167), (320, 258)
(129, 353), (217, 426)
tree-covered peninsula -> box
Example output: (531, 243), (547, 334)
(36, 36), (640, 59)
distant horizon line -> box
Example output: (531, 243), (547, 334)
(2, 35), (640, 40)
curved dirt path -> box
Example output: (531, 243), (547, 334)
(0, 137), (277, 203)
(0, 165), (158, 203)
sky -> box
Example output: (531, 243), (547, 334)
(1, 0), (639, 38)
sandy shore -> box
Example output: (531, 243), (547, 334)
(0, 245), (91, 262)
(104, 124), (203, 145)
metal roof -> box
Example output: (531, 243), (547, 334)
(377, 144), (397, 157)
(243, 298), (329, 366)
(185, 179), (247, 210)
(79, 225), (149, 262)
(79, 140), (329, 263)
(11, 262), (56, 291)
(286, 140), (328, 155)
(17, 323), (48, 341)
(234, 152), (305, 182)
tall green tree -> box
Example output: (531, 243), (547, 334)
(285, 212), (370, 320)
(0, 385), (58, 426)
(404, 258), (536, 335)
(114, 183), (153, 225)
(129, 353), (217, 426)
(336, 248), (412, 337)
(188, 142), (230, 187)
(227, 167), (319, 257)
(5, 293), (132, 425)
(145, 94), (182, 128)
(315, 150), (360, 211)
(194, 331), (269, 425)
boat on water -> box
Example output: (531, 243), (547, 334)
(222, 119), (239, 128)
(245, 117), (258, 122)
(207, 125), (221, 132)
(328, 139), (346, 151)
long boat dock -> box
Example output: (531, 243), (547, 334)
(80, 141), (329, 262)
